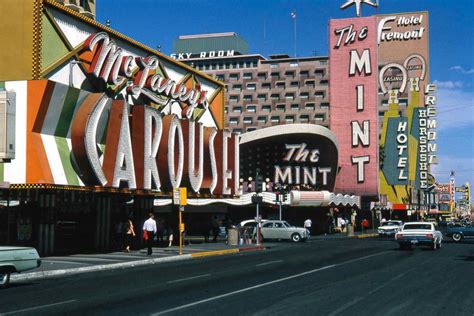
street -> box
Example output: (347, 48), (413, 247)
(1, 237), (473, 316)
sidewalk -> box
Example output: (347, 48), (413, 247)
(11, 239), (267, 283)
(311, 229), (378, 239)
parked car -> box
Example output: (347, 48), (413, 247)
(256, 220), (309, 242)
(377, 220), (403, 237)
(0, 246), (41, 288)
(446, 224), (474, 242)
(238, 219), (268, 229)
(395, 222), (443, 250)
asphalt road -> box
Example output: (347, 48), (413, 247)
(1, 238), (473, 316)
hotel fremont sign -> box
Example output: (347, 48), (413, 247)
(71, 32), (239, 195)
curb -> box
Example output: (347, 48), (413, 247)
(355, 233), (378, 239)
(11, 246), (267, 282)
(11, 254), (193, 282)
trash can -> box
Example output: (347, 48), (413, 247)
(227, 226), (239, 246)
(346, 224), (354, 237)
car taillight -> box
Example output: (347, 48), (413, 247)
(425, 233), (433, 239)
(395, 233), (402, 239)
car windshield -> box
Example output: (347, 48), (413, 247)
(383, 221), (399, 226)
(403, 224), (432, 230)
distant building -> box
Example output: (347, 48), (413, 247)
(54, 0), (95, 19)
(172, 33), (330, 133)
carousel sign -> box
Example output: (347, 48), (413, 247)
(70, 33), (239, 195)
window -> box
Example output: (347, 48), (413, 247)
(243, 95), (253, 102)
(320, 79), (328, 85)
(300, 92), (309, 99)
(300, 70), (309, 77)
(229, 73), (239, 80)
(251, 61), (258, 67)
(285, 93), (295, 100)
(290, 81), (299, 87)
(247, 105), (257, 112)
(247, 127), (257, 132)
(233, 128), (242, 133)
(291, 103), (299, 110)
(314, 69), (325, 76)
(378, 111), (385, 117)
(243, 117), (252, 124)
(258, 72), (267, 79)
(216, 74), (225, 81)
(315, 114), (325, 121)
(262, 105), (271, 112)
(320, 103), (329, 109)
(270, 63), (278, 68)
(276, 81), (286, 89)
(271, 72), (280, 79)
(382, 100), (388, 106)
(232, 84), (242, 91)
(399, 99), (408, 107)
(262, 83), (271, 89)
(233, 106), (242, 113)
(285, 70), (296, 77)
(285, 115), (295, 123)
(271, 116), (280, 123)
(229, 95), (239, 102)
(305, 80), (315, 88)
(257, 116), (267, 123)
(247, 83), (256, 90)
(314, 91), (325, 98)
(276, 104), (286, 111)
(232, 62), (237, 69)
(305, 103), (315, 110)
(320, 60), (328, 65)
(257, 94), (267, 101)
(271, 94), (280, 100)
(224, 107), (228, 114)
(243, 73), (253, 80)
(229, 117), (239, 124)
(300, 115), (309, 123)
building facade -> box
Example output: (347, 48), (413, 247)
(172, 33), (330, 133)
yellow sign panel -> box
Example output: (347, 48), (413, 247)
(179, 187), (187, 206)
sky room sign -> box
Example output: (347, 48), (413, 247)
(70, 32), (239, 195)
(329, 17), (378, 196)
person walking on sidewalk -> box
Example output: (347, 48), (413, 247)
(143, 213), (157, 255)
(124, 219), (136, 253)
(304, 218), (312, 237)
(361, 218), (369, 233)
(167, 226), (174, 247)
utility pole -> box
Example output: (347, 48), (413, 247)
(253, 169), (263, 245)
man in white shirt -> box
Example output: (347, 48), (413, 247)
(304, 218), (312, 237)
(143, 213), (157, 255)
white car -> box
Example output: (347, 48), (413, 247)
(377, 220), (403, 237)
(239, 219), (268, 229)
(0, 246), (41, 288)
(395, 222), (443, 250)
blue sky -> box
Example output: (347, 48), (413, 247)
(97, 0), (474, 197)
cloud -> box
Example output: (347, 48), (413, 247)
(450, 66), (474, 74)
(433, 80), (464, 89)
(435, 87), (474, 130)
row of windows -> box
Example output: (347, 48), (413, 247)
(194, 61), (259, 71)
(229, 90), (327, 102)
(225, 102), (329, 113)
(228, 114), (326, 124)
(228, 81), (327, 92)
(215, 69), (326, 81)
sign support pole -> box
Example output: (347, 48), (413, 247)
(179, 207), (183, 255)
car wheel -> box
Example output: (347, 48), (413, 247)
(0, 272), (10, 289)
(291, 233), (301, 242)
(452, 233), (463, 242)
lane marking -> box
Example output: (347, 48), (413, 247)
(2, 299), (77, 315)
(256, 260), (283, 267)
(167, 274), (211, 284)
(151, 251), (391, 315)
(327, 297), (364, 316)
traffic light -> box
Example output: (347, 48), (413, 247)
(255, 174), (263, 193)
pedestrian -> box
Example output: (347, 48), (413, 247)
(211, 216), (219, 242)
(143, 213), (157, 255)
(340, 217), (346, 233)
(124, 219), (135, 253)
(167, 226), (174, 247)
(156, 218), (165, 247)
(361, 218), (369, 233)
(304, 218), (312, 237)
(113, 220), (125, 251)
